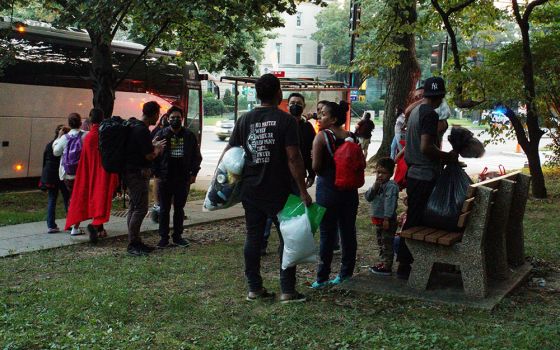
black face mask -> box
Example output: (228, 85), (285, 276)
(169, 118), (182, 129)
(289, 104), (304, 117)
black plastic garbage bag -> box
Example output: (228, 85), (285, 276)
(448, 126), (485, 158)
(423, 163), (473, 231)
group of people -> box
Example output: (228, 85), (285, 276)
(40, 102), (202, 256)
(40, 72), (456, 303)
(225, 73), (457, 303)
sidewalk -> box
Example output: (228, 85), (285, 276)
(0, 176), (377, 258)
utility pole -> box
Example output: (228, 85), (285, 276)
(349, 0), (361, 88)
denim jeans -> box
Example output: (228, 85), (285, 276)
(315, 175), (359, 283)
(242, 200), (296, 294)
(390, 135), (404, 160)
(46, 181), (70, 229)
(125, 170), (150, 245)
(158, 177), (190, 240)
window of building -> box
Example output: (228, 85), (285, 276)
(296, 12), (302, 26)
(275, 43), (282, 64)
(296, 44), (302, 64)
(317, 44), (322, 65)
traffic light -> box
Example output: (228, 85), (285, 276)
(430, 43), (444, 73)
(349, 0), (361, 35)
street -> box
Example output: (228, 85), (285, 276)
(198, 123), (552, 183)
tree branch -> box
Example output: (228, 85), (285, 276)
(523, 0), (550, 22)
(113, 19), (170, 89)
(446, 0), (476, 16)
(110, 0), (133, 40)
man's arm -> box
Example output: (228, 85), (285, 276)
(420, 134), (457, 162)
(286, 145), (312, 206)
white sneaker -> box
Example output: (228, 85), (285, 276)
(70, 227), (84, 236)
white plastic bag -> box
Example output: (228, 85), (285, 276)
(202, 147), (244, 212)
(279, 209), (316, 270)
(222, 147), (245, 175)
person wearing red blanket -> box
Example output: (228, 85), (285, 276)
(65, 108), (119, 242)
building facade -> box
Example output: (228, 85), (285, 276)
(259, 2), (332, 79)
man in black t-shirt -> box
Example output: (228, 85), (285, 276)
(124, 101), (166, 256)
(397, 77), (458, 278)
(225, 74), (312, 303)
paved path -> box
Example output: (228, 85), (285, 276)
(0, 177), (377, 258)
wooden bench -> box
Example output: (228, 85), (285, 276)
(401, 171), (531, 298)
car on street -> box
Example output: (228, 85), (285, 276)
(215, 116), (235, 141)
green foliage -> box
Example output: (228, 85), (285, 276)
(203, 93), (226, 117)
(222, 89), (234, 106)
(311, 0), (351, 70)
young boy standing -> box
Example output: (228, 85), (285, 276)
(365, 158), (399, 276)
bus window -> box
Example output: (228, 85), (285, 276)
(186, 89), (201, 137)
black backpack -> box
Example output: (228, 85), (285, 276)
(98, 116), (132, 173)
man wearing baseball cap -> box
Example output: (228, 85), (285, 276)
(395, 76), (459, 279)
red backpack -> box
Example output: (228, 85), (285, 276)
(323, 129), (366, 190)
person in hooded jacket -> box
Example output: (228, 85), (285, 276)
(153, 106), (202, 248)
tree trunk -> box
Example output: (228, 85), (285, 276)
(514, 4), (547, 198)
(90, 34), (116, 119)
(371, 2), (419, 162)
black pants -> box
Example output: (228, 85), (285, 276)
(158, 177), (190, 239)
(397, 176), (437, 265)
(242, 200), (296, 294)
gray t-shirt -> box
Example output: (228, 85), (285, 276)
(405, 104), (440, 181)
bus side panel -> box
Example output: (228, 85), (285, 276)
(0, 117), (32, 178)
(29, 117), (67, 178)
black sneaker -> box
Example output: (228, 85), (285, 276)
(127, 243), (148, 256)
(157, 238), (170, 249)
(279, 291), (306, 304)
(396, 264), (411, 280)
(137, 242), (155, 253)
(369, 263), (392, 276)
(246, 288), (275, 302)
(172, 237), (190, 247)
(87, 224), (98, 244)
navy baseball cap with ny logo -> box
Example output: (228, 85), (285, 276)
(423, 77), (446, 97)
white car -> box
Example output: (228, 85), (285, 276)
(215, 117), (235, 141)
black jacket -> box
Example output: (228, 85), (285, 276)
(40, 140), (61, 187)
(153, 127), (202, 181)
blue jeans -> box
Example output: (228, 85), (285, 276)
(390, 135), (403, 159)
(46, 181), (70, 229)
(315, 176), (359, 282)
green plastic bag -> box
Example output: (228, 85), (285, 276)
(278, 194), (326, 234)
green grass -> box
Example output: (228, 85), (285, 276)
(0, 188), (207, 227)
(447, 118), (487, 130)
(1, 171), (559, 349)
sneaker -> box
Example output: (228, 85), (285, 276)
(396, 264), (411, 280)
(279, 291), (306, 304)
(329, 275), (349, 286)
(157, 238), (170, 249)
(87, 224), (98, 243)
(369, 263), (392, 276)
(246, 288), (275, 302)
(70, 227), (84, 236)
(127, 243), (148, 256)
(311, 280), (329, 289)
(172, 237), (190, 247)
(138, 242), (155, 253)
(47, 227), (60, 234)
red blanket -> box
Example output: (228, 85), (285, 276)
(65, 124), (119, 229)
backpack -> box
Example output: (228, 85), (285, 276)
(323, 129), (366, 190)
(98, 116), (132, 173)
(62, 131), (83, 175)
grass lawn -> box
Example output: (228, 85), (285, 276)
(0, 188), (207, 227)
(447, 118), (487, 130)
(1, 169), (559, 349)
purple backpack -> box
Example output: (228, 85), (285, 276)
(62, 131), (83, 175)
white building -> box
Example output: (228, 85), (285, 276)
(259, 2), (333, 79)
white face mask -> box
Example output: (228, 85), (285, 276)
(435, 98), (451, 120)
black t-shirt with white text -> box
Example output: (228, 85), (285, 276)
(229, 107), (299, 214)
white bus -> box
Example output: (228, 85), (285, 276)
(0, 19), (204, 179)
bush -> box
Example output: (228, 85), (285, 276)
(223, 89), (234, 106)
(203, 94), (226, 116)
